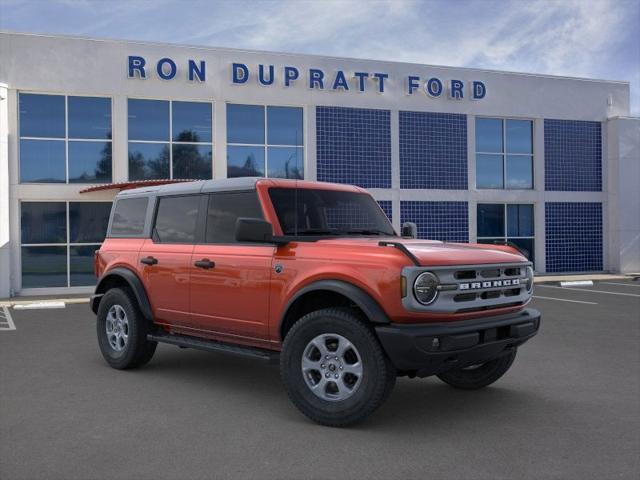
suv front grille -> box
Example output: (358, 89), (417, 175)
(402, 262), (533, 314)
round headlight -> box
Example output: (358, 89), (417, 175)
(414, 271), (439, 305)
(525, 266), (534, 293)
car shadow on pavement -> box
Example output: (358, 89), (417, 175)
(132, 345), (562, 432)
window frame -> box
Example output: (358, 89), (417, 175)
(475, 116), (534, 190)
(226, 102), (306, 180)
(127, 98), (214, 181)
(476, 202), (535, 260)
(18, 92), (114, 184)
(19, 200), (113, 289)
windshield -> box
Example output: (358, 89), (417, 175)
(269, 188), (396, 237)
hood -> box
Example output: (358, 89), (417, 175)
(313, 237), (527, 266)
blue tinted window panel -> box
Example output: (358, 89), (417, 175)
(19, 93), (65, 138)
(544, 119), (602, 191)
(401, 201), (468, 242)
(21, 246), (68, 288)
(21, 202), (67, 244)
(227, 145), (265, 178)
(267, 147), (303, 179)
(377, 201), (392, 223)
(227, 104), (265, 144)
(172, 144), (212, 180)
(316, 106), (391, 189)
(20, 139), (66, 183)
(69, 202), (112, 243)
(70, 246), (99, 286)
(128, 142), (170, 180)
(477, 204), (505, 238)
(68, 141), (112, 183)
(128, 99), (169, 141)
(172, 101), (212, 143)
(68, 96), (112, 139)
(476, 118), (503, 153)
(267, 106), (304, 146)
(545, 202), (602, 272)
(400, 111), (467, 190)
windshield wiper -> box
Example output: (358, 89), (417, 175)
(343, 229), (389, 235)
(290, 228), (341, 235)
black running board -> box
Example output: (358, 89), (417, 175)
(147, 332), (279, 362)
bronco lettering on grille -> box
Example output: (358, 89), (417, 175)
(459, 279), (520, 290)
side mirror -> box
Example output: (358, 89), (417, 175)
(401, 221), (418, 239)
(235, 217), (274, 243)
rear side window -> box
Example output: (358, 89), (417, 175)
(110, 197), (148, 236)
(153, 195), (200, 243)
(205, 192), (263, 243)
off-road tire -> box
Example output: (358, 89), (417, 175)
(280, 308), (396, 427)
(436, 349), (517, 390)
(97, 287), (157, 369)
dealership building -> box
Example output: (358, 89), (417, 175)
(0, 31), (638, 297)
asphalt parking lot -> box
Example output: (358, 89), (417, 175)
(1, 280), (639, 480)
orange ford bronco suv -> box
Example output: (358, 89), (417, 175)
(91, 178), (540, 427)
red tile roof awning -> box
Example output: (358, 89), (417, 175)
(79, 179), (198, 193)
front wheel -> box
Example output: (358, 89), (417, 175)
(280, 308), (396, 427)
(436, 349), (517, 390)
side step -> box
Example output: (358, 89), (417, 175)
(147, 332), (279, 362)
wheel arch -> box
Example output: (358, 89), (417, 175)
(279, 280), (390, 341)
(92, 267), (153, 321)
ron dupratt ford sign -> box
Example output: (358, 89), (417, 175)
(127, 56), (487, 100)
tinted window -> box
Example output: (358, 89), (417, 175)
(19, 93), (65, 138)
(476, 154), (503, 189)
(128, 142), (170, 180)
(477, 204), (504, 238)
(268, 147), (303, 179)
(476, 118), (502, 153)
(506, 155), (533, 189)
(21, 202), (67, 244)
(227, 146), (265, 178)
(68, 96), (112, 139)
(205, 192), (263, 244)
(69, 202), (112, 243)
(154, 195), (200, 243)
(506, 119), (532, 154)
(21, 246), (67, 288)
(269, 188), (394, 236)
(110, 197), (149, 236)
(20, 139), (66, 183)
(227, 104), (264, 144)
(172, 144), (212, 179)
(267, 106), (303, 145)
(507, 204), (534, 237)
(68, 141), (112, 183)
(70, 245), (98, 286)
(172, 101), (212, 143)
(128, 99), (169, 141)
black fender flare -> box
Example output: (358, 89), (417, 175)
(91, 267), (154, 321)
(280, 279), (391, 330)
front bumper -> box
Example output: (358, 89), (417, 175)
(375, 308), (541, 377)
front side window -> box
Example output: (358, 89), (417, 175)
(20, 201), (112, 288)
(128, 99), (213, 180)
(477, 203), (535, 261)
(205, 192), (264, 244)
(476, 118), (533, 189)
(227, 104), (303, 179)
(153, 195), (200, 243)
(269, 188), (395, 236)
(19, 93), (112, 184)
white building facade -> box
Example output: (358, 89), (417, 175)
(0, 32), (638, 297)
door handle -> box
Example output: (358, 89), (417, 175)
(140, 256), (158, 266)
(194, 259), (215, 269)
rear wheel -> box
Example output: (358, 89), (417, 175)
(280, 308), (396, 427)
(96, 287), (157, 370)
(436, 349), (517, 390)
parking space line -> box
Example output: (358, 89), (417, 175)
(0, 306), (16, 331)
(533, 295), (598, 305)
(537, 285), (640, 297)
(600, 282), (640, 288)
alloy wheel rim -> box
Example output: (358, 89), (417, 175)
(301, 333), (363, 402)
(105, 304), (129, 352)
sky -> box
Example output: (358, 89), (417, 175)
(1, 0), (639, 114)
